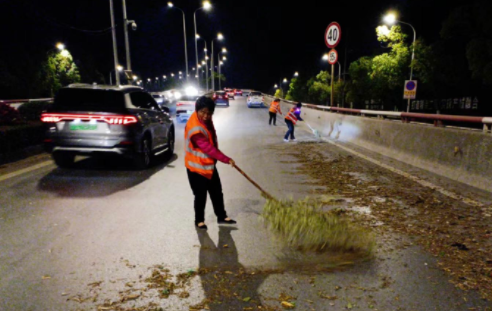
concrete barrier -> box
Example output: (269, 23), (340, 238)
(266, 96), (492, 193)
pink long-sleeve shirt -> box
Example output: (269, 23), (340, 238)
(190, 120), (231, 164)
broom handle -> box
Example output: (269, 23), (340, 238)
(232, 164), (276, 201)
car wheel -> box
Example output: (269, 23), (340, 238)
(165, 128), (175, 159)
(134, 137), (152, 169)
(52, 152), (75, 168)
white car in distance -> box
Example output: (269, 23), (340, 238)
(247, 91), (264, 108)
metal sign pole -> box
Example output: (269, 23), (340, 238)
(331, 64), (335, 107)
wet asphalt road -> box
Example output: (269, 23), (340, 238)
(1, 96), (491, 311)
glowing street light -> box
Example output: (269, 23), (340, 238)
(383, 11), (416, 112)
(132, 75), (137, 80)
(117, 65), (124, 71)
(383, 12), (397, 25)
(147, 78), (151, 82)
(194, 1), (213, 82)
(60, 50), (70, 58)
(294, 72), (299, 77)
(274, 84), (278, 88)
(322, 54), (329, 61)
(222, 47), (227, 53)
(222, 56), (227, 61)
(379, 25), (391, 36)
(56, 43), (65, 50)
(163, 75), (167, 79)
(171, 73), (175, 77)
(283, 78), (288, 83)
(167, 2), (173, 7)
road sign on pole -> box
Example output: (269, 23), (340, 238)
(325, 22), (342, 48)
(404, 80), (417, 99)
(327, 49), (338, 65)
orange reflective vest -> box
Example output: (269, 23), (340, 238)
(269, 101), (282, 114)
(184, 112), (216, 179)
(285, 107), (298, 125)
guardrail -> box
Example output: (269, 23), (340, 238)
(263, 95), (492, 134)
(0, 98), (53, 104)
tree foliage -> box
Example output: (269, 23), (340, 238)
(44, 50), (81, 96)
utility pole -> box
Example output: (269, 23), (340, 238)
(122, 0), (132, 72)
(109, 0), (120, 85)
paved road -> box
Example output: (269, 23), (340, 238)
(1, 96), (491, 310)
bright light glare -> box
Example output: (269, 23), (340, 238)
(117, 65), (123, 71)
(222, 48), (227, 53)
(171, 73), (175, 77)
(217, 33), (224, 40)
(203, 1), (211, 10)
(56, 43), (65, 50)
(283, 78), (288, 83)
(322, 54), (328, 60)
(379, 25), (391, 36)
(133, 75), (137, 80)
(294, 72), (299, 77)
(384, 13), (397, 25)
(60, 50), (69, 57)
(223, 56), (227, 60)
(274, 84), (278, 88)
(196, 34), (200, 39)
(174, 91), (182, 99)
(167, 2), (173, 7)
(185, 86), (198, 96)
(163, 75), (167, 79)
(201, 61), (206, 65)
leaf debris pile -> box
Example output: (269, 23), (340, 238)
(276, 142), (492, 301)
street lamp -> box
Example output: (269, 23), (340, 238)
(294, 72), (299, 77)
(60, 49), (70, 58)
(222, 47), (227, 53)
(211, 32), (224, 91)
(383, 11), (416, 112)
(56, 43), (65, 50)
(217, 48), (227, 90)
(194, 1), (212, 82)
(167, 2), (189, 81)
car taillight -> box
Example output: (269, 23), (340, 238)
(176, 102), (183, 106)
(224, 95), (228, 99)
(41, 113), (138, 125)
(213, 94), (217, 99)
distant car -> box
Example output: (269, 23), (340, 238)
(234, 89), (243, 96)
(213, 91), (230, 107)
(41, 84), (175, 169)
(176, 95), (199, 122)
(247, 91), (264, 108)
(224, 89), (235, 100)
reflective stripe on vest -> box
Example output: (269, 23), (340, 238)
(184, 112), (216, 179)
(269, 101), (280, 113)
(285, 107), (298, 125)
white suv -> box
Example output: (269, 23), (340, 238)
(247, 91), (264, 108)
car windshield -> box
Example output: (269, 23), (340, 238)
(250, 92), (261, 96)
(54, 89), (126, 112)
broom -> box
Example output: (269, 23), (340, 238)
(232, 164), (374, 254)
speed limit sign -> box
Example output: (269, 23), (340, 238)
(327, 49), (338, 65)
(325, 22), (341, 48)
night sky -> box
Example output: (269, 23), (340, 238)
(1, 0), (465, 92)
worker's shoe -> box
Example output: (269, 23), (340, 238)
(283, 139), (289, 142)
(290, 138), (297, 142)
(195, 222), (208, 230)
(218, 218), (237, 225)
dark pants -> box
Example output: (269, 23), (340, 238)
(269, 112), (277, 125)
(187, 168), (227, 224)
(284, 120), (295, 140)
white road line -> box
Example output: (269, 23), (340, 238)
(0, 161), (53, 183)
(299, 125), (486, 209)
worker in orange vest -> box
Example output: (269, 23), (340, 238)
(185, 96), (237, 230)
(268, 98), (282, 126)
(284, 102), (303, 142)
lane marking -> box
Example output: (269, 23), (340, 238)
(0, 161), (53, 183)
(298, 125), (486, 209)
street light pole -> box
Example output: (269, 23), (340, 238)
(211, 40), (214, 91)
(122, 0), (132, 72)
(384, 13), (416, 112)
(168, 3), (189, 82)
(109, 0), (120, 85)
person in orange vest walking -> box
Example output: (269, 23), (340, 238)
(185, 96), (237, 230)
(284, 102), (303, 142)
(268, 98), (282, 126)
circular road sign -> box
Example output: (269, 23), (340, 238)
(327, 49), (338, 65)
(325, 22), (342, 48)
(406, 81), (416, 91)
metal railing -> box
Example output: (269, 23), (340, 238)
(264, 95), (492, 134)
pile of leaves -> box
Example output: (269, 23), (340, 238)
(277, 142), (492, 301)
(262, 198), (375, 255)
